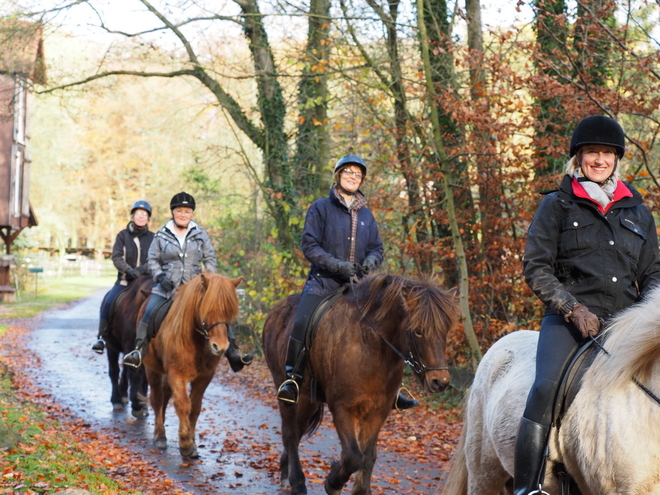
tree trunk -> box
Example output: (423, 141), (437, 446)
(417, 0), (482, 364)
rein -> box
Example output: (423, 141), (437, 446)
(196, 320), (230, 340)
(589, 335), (660, 407)
(349, 280), (448, 376)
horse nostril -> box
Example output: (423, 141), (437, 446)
(211, 343), (220, 354)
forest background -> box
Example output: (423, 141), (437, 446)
(2, 0), (660, 369)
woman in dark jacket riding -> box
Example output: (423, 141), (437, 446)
(92, 200), (154, 354)
(515, 115), (660, 495)
(276, 155), (416, 410)
(123, 192), (253, 372)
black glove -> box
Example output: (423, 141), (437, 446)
(125, 268), (140, 281)
(361, 256), (378, 274)
(569, 303), (601, 338)
(158, 274), (175, 292)
(336, 261), (357, 279)
(136, 264), (149, 275)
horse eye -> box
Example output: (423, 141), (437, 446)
(413, 330), (423, 338)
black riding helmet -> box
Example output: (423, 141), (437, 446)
(170, 192), (196, 211)
(570, 115), (625, 159)
(131, 200), (152, 217)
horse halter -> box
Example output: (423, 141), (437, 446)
(196, 320), (231, 340)
(350, 281), (447, 376)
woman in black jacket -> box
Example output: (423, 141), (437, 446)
(92, 200), (155, 354)
(276, 155), (415, 410)
(514, 115), (660, 495)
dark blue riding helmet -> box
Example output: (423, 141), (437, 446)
(131, 200), (152, 217)
(333, 155), (367, 177)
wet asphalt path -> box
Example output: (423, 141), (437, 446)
(12, 289), (442, 494)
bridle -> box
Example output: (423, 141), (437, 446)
(349, 281), (448, 376)
(196, 320), (231, 340)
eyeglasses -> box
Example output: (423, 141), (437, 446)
(341, 169), (363, 179)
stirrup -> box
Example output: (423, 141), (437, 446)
(240, 353), (254, 365)
(123, 350), (143, 369)
(277, 379), (300, 404)
(529, 484), (550, 495)
(394, 385), (417, 412)
(91, 339), (106, 354)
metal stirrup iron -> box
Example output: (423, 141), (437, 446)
(277, 379), (300, 404)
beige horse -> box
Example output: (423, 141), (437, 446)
(444, 286), (660, 495)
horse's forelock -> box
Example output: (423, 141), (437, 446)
(357, 274), (458, 338)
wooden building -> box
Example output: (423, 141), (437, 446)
(0, 20), (46, 300)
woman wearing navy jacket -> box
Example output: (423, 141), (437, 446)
(276, 155), (416, 410)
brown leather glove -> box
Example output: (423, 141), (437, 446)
(570, 303), (601, 338)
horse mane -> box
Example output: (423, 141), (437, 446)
(588, 284), (660, 391)
(162, 273), (240, 352)
(356, 273), (459, 339)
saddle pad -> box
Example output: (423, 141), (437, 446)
(304, 286), (349, 349)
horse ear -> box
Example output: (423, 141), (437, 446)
(200, 272), (210, 290)
(230, 276), (244, 288)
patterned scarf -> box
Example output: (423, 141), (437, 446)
(333, 185), (368, 263)
(574, 171), (617, 209)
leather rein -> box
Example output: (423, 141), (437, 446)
(349, 280), (447, 376)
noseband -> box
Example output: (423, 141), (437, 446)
(196, 320), (231, 340)
(350, 282), (447, 376)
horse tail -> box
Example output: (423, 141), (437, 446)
(303, 403), (325, 439)
(442, 397), (469, 495)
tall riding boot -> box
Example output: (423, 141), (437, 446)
(393, 393), (419, 410)
(513, 417), (551, 495)
(224, 328), (254, 372)
(276, 337), (307, 404)
(123, 322), (150, 369)
(92, 318), (109, 354)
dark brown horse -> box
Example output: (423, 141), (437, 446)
(104, 274), (153, 417)
(141, 272), (243, 458)
(263, 273), (459, 495)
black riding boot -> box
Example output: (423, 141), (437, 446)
(513, 417), (550, 495)
(276, 337), (307, 404)
(393, 393), (419, 410)
(225, 338), (254, 373)
(123, 322), (150, 369)
(92, 318), (109, 354)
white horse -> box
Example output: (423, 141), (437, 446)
(444, 287), (660, 495)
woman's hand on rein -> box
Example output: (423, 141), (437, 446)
(570, 303), (601, 338)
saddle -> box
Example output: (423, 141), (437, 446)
(304, 286), (349, 349)
(147, 298), (174, 340)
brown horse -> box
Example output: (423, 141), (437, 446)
(141, 272), (243, 458)
(263, 273), (459, 495)
(104, 274), (153, 417)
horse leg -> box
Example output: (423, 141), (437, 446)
(280, 399), (316, 494)
(128, 367), (149, 418)
(148, 371), (168, 450)
(107, 346), (124, 410)
(351, 411), (388, 495)
(325, 408), (366, 495)
(184, 374), (214, 459)
(169, 374), (197, 458)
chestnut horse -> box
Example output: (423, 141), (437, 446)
(104, 274), (153, 417)
(263, 273), (459, 495)
(444, 284), (660, 494)
(141, 272), (243, 458)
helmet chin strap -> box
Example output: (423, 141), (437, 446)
(336, 183), (357, 196)
(172, 218), (189, 229)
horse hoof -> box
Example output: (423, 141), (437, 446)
(154, 438), (168, 450)
(112, 402), (124, 412)
(131, 407), (149, 418)
(180, 445), (199, 459)
(291, 485), (307, 495)
(324, 479), (341, 495)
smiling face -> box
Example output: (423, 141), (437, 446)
(338, 165), (364, 193)
(172, 207), (194, 228)
(132, 208), (150, 228)
(579, 144), (617, 183)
